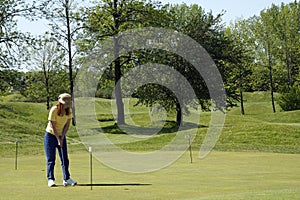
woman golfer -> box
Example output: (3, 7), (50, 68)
(44, 93), (77, 187)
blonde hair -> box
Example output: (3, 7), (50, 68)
(56, 102), (71, 116)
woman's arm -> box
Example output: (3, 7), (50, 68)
(61, 118), (71, 141)
(50, 121), (62, 147)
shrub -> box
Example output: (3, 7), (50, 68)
(278, 86), (300, 111)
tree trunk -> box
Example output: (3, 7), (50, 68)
(270, 77), (276, 113)
(267, 43), (276, 113)
(46, 77), (50, 110)
(65, 0), (76, 125)
(114, 36), (125, 125)
(112, 1), (125, 125)
(239, 68), (245, 115)
(240, 90), (245, 115)
(176, 102), (182, 126)
(43, 67), (50, 110)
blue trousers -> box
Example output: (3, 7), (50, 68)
(44, 132), (70, 181)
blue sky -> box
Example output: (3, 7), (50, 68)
(18, 0), (294, 35)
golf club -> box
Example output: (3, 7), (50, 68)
(60, 146), (66, 186)
(60, 146), (65, 167)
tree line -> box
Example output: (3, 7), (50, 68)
(1, 0), (299, 126)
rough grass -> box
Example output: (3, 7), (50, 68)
(214, 92), (300, 153)
(0, 92), (300, 157)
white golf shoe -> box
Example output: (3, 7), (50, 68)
(63, 178), (77, 186)
(48, 179), (56, 187)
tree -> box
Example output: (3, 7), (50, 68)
(132, 51), (196, 126)
(25, 36), (67, 109)
(1, 0), (29, 68)
(132, 4), (237, 125)
(226, 19), (254, 115)
(43, 0), (84, 125)
(167, 4), (236, 121)
(0, 0), (48, 94)
(252, 2), (300, 95)
(231, 2), (300, 114)
(274, 2), (300, 86)
(245, 8), (280, 113)
(0, 69), (24, 94)
(81, 0), (166, 125)
(21, 70), (68, 103)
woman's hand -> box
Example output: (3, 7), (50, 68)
(58, 136), (64, 148)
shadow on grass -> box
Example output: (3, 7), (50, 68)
(77, 183), (152, 187)
(98, 120), (207, 135)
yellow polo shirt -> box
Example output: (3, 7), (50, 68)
(46, 106), (72, 135)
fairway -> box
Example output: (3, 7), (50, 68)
(1, 150), (299, 200)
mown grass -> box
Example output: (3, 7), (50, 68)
(0, 151), (299, 200)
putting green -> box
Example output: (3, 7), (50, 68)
(0, 151), (299, 199)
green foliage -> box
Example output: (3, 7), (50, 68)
(79, 0), (169, 125)
(0, 70), (25, 94)
(0, 0), (25, 69)
(21, 38), (69, 108)
(171, 4), (238, 108)
(131, 4), (234, 123)
(226, 2), (300, 113)
(0, 0), (47, 70)
(231, 2), (300, 92)
(134, 83), (178, 113)
(0, 0), (53, 97)
(20, 70), (69, 103)
(279, 86), (300, 111)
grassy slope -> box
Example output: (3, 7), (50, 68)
(213, 92), (300, 153)
(0, 93), (82, 156)
(218, 92), (300, 153)
(0, 92), (299, 157)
